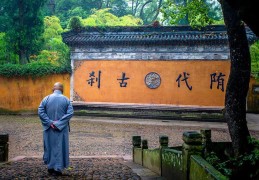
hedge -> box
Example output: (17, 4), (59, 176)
(0, 62), (71, 78)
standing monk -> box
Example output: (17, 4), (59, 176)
(38, 82), (74, 176)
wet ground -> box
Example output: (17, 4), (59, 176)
(0, 115), (244, 158)
(0, 157), (141, 180)
(0, 115), (258, 179)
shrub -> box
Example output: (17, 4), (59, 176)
(68, 16), (83, 30)
(205, 137), (259, 178)
(0, 61), (71, 78)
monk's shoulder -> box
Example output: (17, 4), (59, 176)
(60, 94), (70, 102)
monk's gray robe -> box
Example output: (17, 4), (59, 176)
(38, 90), (73, 172)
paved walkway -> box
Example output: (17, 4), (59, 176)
(0, 156), (162, 180)
(0, 114), (258, 179)
(0, 157), (143, 180)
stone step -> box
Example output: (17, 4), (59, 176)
(72, 102), (225, 122)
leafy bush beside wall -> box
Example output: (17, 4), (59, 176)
(0, 16), (71, 78)
(250, 41), (259, 78)
(0, 61), (71, 78)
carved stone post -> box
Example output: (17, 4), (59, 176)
(0, 134), (9, 162)
(142, 139), (148, 149)
(159, 135), (168, 148)
(132, 136), (141, 148)
(132, 136), (141, 163)
(182, 131), (202, 180)
(159, 135), (168, 176)
(200, 129), (212, 157)
(141, 139), (148, 166)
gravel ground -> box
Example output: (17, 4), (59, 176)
(0, 115), (259, 179)
(1, 115), (258, 159)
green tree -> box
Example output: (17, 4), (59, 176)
(161, 0), (255, 172)
(68, 16), (84, 30)
(223, 0), (259, 37)
(207, 0), (223, 22)
(128, 0), (164, 24)
(0, 33), (18, 64)
(55, 0), (98, 27)
(3, 0), (46, 64)
(106, 0), (129, 17)
(161, 0), (222, 27)
(118, 15), (144, 26)
(81, 8), (143, 27)
(43, 16), (63, 42)
(68, 7), (88, 19)
(82, 9), (120, 26)
(0, 4), (8, 32)
(220, 0), (251, 159)
(37, 16), (70, 66)
(54, 0), (162, 26)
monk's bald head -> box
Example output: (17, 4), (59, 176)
(53, 82), (64, 93)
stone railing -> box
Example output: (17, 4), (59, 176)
(132, 130), (228, 180)
(0, 134), (9, 162)
(162, 146), (183, 179)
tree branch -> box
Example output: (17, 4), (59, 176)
(133, 0), (140, 16)
(151, 0), (163, 22)
(223, 0), (258, 36)
(140, 0), (153, 19)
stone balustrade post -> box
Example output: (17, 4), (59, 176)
(132, 136), (141, 163)
(182, 131), (202, 180)
(200, 129), (212, 157)
(159, 135), (169, 148)
(142, 139), (148, 149)
(159, 135), (168, 176)
(132, 136), (141, 148)
(0, 134), (9, 162)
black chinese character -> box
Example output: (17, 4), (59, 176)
(210, 72), (225, 92)
(87, 70), (101, 88)
(176, 72), (192, 90)
(117, 72), (130, 87)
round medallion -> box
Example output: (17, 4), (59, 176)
(145, 72), (161, 89)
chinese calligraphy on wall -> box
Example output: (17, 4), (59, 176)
(86, 70), (226, 92)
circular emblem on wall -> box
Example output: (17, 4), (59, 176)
(145, 72), (161, 89)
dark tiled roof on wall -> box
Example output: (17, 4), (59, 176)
(62, 25), (256, 47)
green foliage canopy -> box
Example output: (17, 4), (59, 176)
(52, 0), (162, 27)
(68, 9), (143, 28)
(0, 15), (71, 77)
(3, 0), (46, 64)
(161, 0), (223, 27)
(68, 16), (84, 30)
(36, 16), (70, 67)
(0, 33), (18, 65)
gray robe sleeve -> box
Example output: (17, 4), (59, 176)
(38, 97), (53, 131)
(53, 101), (74, 131)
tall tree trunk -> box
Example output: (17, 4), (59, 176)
(224, 0), (259, 37)
(18, 49), (28, 65)
(18, 0), (27, 65)
(221, 0), (251, 156)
